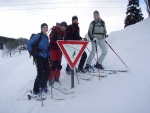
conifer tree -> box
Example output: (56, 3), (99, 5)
(125, 0), (144, 27)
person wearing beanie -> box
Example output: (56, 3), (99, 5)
(48, 21), (67, 83)
(85, 10), (108, 70)
(65, 15), (87, 74)
(72, 16), (78, 21)
(60, 21), (67, 28)
(27, 23), (50, 98)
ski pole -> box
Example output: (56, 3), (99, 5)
(47, 28), (52, 35)
(41, 95), (43, 107)
(94, 40), (101, 80)
(75, 67), (80, 84)
(105, 41), (128, 69)
(50, 61), (60, 98)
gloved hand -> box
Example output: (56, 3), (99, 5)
(83, 38), (88, 41)
(55, 35), (64, 40)
(29, 51), (33, 56)
(92, 38), (97, 42)
(47, 57), (51, 64)
(58, 36), (64, 40)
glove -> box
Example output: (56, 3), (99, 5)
(29, 51), (33, 56)
(83, 38), (88, 41)
(54, 35), (64, 40)
(47, 57), (51, 64)
(106, 34), (109, 38)
(93, 38), (97, 42)
(58, 36), (64, 40)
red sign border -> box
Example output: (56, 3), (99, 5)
(57, 40), (88, 69)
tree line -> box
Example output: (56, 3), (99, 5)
(0, 36), (28, 57)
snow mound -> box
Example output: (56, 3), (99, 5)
(0, 18), (150, 113)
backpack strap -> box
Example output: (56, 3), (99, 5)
(92, 21), (95, 35)
(92, 20), (105, 35)
(36, 33), (42, 45)
(32, 33), (42, 65)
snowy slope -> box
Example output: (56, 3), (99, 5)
(0, 18), (150, 113)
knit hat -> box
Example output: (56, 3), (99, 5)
(41, 23), (48, 30)
(93, 10), (99, 15)
(72, 16), (78, 21)
(60, 21), (67, 28)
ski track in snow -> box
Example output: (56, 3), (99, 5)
(0, 18), (150, 113)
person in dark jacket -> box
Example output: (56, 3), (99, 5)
(48, 21), (67, 83)
(65, 16), (87, 74)
(27, 23), (50, 97)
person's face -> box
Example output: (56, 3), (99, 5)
(60, 26), (66, 31)
(72, 19), (78, 24)
(41, 26), (48, 34)
(94, 14), (100, 20)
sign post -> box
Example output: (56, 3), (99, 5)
(71, 69), (74, 89)
(57, 40), (88, 88)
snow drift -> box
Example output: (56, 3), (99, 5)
(0, 18), (150, 113)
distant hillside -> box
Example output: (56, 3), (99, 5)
(0, 36), (28, 51)
(0, 36), (28, 45)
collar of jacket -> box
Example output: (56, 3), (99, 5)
(94, 18), (102, 23)
(40, 31), (47, 36)
(72, 23), (79, 28)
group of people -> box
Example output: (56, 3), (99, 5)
(27, 10), (108, 97)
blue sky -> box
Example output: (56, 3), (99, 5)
(0, 0), (148, 39)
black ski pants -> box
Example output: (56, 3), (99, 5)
(33, 56), (50, 93)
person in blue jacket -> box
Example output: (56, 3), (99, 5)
(27, 23), (50, 98)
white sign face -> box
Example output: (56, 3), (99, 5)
(57, 40), (88, 69)
(63, 44), (83, 63)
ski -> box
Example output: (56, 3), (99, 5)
(101, 70), (117, 74)
(103, 69), (129, 72)
(28, 95), (46, 101)
(50, 81), (74, 95)
(85, 67), (117, 75)
(88, 70), (116, 74)
(52, 95), (76, 100)
(80, 77), (93, 81)
(85, 69), (118, 78)
(52, 86), (74, 95)
(57, 82), (73, 93)
(52, 98), (66, 100)
(76, 72), (94, 81)
(87, 73), (108, 77)
(48, 81), (74, 95)
(27, 90), (46, 101)
(18, 90), (70, 101)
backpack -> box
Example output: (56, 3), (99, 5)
(29, 33), (42, 57)
(88, 20), (106, 40)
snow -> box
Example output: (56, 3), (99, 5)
(0, 18), (150, 113)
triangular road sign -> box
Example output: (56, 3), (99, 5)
(57, 40), (88, 69)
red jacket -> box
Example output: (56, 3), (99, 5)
(49, 26), (66, 50)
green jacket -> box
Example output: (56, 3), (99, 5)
(88, 18), (107, 40)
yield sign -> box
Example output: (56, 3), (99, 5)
(57, 40), (88, 69)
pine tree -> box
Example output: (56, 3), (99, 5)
(0, 40), (4, 50)
(124, 0), (144, 27)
